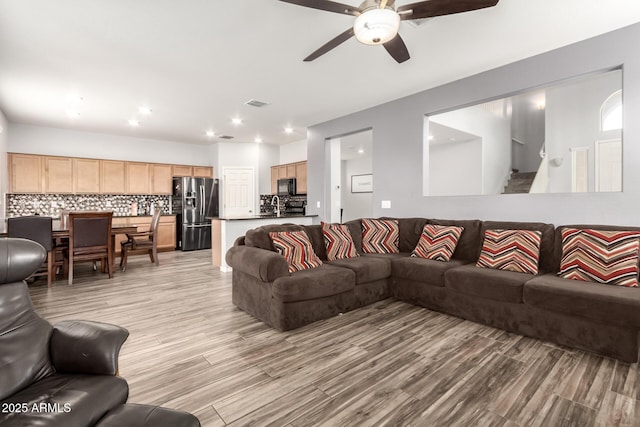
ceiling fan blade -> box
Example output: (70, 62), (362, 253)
(383, 34), (410, 63)
(304, 28), (355, 61)
(380, 0), (389, 8)
(278, 0), (361, 16)
(398, 0), (499, 20)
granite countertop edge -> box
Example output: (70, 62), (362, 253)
(211, 214), (318, 221)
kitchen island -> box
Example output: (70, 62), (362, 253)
(209, 214), (318, 272)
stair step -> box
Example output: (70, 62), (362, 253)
(511, 172), (537, 180)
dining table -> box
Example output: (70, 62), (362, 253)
(0, 222), (139, 271)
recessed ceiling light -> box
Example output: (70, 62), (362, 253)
(255, 136), (263, 143)
(284, 127), (293, 134)
(66, 110), (80, 118)
(205, 130), (215, 138)
(231, 117), (242, 125)
(128, 119), (140, 127)
(358, 148), (364, 154)
(138, 106), (152, 115)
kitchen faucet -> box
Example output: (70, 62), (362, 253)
(271, 195), (281, 217)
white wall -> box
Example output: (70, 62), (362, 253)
(512, 104), (545, 173)
(258, 143), (279, 195)
(8, 123), (212, 166)
(430, 104), (511, 195)
(0, 109), (8, 223)
(546, 71), (622, 193)
(306, 23), (640, 226)
(429, 139), (482, 196)
(279, 139), (307, 164)
(341, 156), (373, 222)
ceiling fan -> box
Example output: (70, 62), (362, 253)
(279, 0), (500, 63)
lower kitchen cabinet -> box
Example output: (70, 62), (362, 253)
(114, 215), (176, 257)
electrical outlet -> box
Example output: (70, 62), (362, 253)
(381, 200), (391, 209)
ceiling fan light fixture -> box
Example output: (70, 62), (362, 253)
(353, 8), (400, 45)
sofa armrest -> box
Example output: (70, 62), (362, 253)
(50, 320), (129, 375)
(226, 245), (289, 282)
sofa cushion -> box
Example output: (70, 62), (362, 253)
(476, 229), (542, 275)
(428, 219), (483, 262)
(361, 218), (399, 254)
(328, 256), (390, 284)
(0, 374), (128, 427)
(412, 224), (464, 262)
(302, 225), (328, 261)
(481, 221), (555, 273)
(558, 228), (640, 287)
(342, 219), (363, 254)
(272, 264), (355, 303)
(397, 218), (429, 253)
(445, 264), (533, 303)
(245, 224), (306, 251)
(524, 274), (640, 328)
(269, 230), (323, 273)
(392, 257), (467, 287)
(322, 222), (359, 261)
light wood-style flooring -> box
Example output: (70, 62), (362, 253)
(28, 250), (640, 426)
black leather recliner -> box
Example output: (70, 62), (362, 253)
(0, 238), (200, 427)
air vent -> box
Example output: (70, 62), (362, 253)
(244, 99), (270, 108)
(218, 135), (234, 139)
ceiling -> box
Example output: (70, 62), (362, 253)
(1, 1), (639, 146)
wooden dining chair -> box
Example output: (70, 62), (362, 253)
(63, 211), (113, 285)
(7, 216), (55, 287)
(120, 209), (161, 272)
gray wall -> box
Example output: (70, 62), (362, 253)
(306, 23), (640, 226)
(341, 157), (373, 222)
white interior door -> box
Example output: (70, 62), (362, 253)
(223, 167), (255, 218)
(595, 139), (622, 192)
(571, 147), (589, 193)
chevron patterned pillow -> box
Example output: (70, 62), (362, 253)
(558, 228), (640, 287)
(476, 229), (542, 274)
(269, 230), (323, 273)
(361, 218), (399, 254)
(411, 224), (464, 262)
(322, 222), (359, 261)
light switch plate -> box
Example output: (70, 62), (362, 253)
(316, 201), (321, 208)
(381, 200), (391, 209)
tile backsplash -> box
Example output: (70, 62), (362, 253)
(259, 194), (307, 214)
(6, 194), (171, 218)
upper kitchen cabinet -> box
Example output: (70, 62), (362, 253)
(45, 156), (73, 193)
(100, 160), (126, 194)
(295, 161), (307, 194)
(151, 164), (173, 194)
(73, 158), (100, 193)
(125, 162), (150, 194)
(172, 165), (193, 177)
(9, 153), (42, 193)
(193, 166), (213, 178)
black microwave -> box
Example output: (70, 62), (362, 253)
(277, 178), (297, 196)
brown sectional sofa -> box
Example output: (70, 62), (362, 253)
(226, 219), (640, 362)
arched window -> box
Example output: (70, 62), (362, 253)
(601, 90), (622, 131)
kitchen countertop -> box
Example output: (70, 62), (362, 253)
(212, 214), (318, 221)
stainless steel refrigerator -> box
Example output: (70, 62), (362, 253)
(173, 177), (219, 251)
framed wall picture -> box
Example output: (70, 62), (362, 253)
(351, 174), (373, 193)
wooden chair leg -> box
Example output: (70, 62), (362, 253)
(47, 250), (54, 288)
(152, 247), (159, 266)
(121, 248), (128, 272)
(107, 255), (113, 278)
(67, 258), (73, 286)
(148, 249), (154, 263)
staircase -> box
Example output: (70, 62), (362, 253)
(503, 171), (537, 194)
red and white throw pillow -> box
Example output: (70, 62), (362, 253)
(361, 218), (399, 254)
(558, 228), (640, 287)
(269, 230), (323, 273)
(476, 229), (542, 274)
(322, 222), (359, 261)
(411, 224), (464, 262)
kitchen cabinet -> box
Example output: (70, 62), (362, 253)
(172, 165), (193, 177)
(73, 158), (100, 193)
(157, 216), (177, 250)
(295, 161), (308, 194)
(100, 160), (126, 194)
(45, 157), (73, 193)
(125, 162), (150, 194)
(9, 153), (42, 193)
(151, 164), (173, 194)
(270, 166), (278, 194)
(269, 161), (308, 194)
(193, 166), (213, 178)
